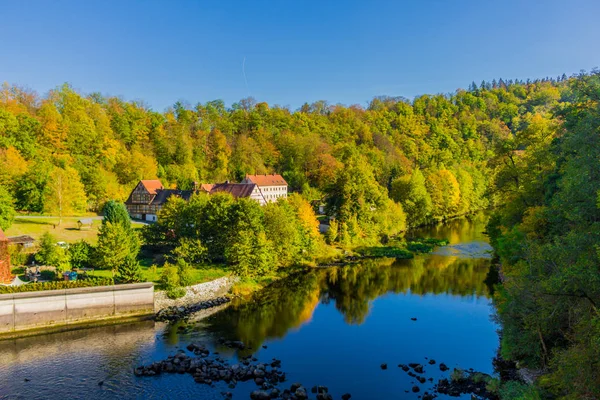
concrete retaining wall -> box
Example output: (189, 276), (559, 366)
(0, 283), (154, 335)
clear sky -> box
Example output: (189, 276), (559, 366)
(2, 0), (599, 111)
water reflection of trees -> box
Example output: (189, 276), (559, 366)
(206, 272), (321, 350)
(207, 256), (491, 346)
(322, 257), (490, 324)
(409, 212), (489, 245)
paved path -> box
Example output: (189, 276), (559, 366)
(15, 215), (150, 225)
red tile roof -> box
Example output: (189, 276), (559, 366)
(140, 180), (164, 195)
(245, 174), (287, 186)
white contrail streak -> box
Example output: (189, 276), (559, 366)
(242, 57), (250, 96)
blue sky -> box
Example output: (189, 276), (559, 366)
(1, 0), (599, 111)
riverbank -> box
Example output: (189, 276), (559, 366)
(154, 276), (238, 311)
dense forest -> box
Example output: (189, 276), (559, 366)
(2, 72), (599, 398)
(488, 71), (600, 398)
(0, 73), (571, 242)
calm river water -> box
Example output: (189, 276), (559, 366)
(0, 214), (498, 399)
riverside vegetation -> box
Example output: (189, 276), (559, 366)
(1, 71), (600, 398)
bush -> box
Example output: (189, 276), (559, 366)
(69, 240), (92, 269)
(160, 263), (180, 290)
(176, 259), (193, 287)
(35, 232), (71, 271)
(166, 286), (186, 299)
(116, 255), (143, 284)
(8, 245), (27, 266)
(172, 238), (207, 264)
(39, 270), (56, 281)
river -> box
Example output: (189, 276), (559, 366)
(0, 213), (498, 399)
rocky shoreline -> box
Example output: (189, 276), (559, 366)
(154, 276), (238, 311)
(155, 296), (231, 322)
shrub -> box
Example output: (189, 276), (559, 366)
(160, 263), (180, 290)
(117, 255), (143, 284)
(325, 220), (338, 245)
(172, 238), (207, 264)
(39, 270), (56, 281)
(8, 244), (27, 266)
(35, 232), (71, 271)
(166, 286), (186, 299)
(176, 259), (193, 287)
(69, 240), (92, 269)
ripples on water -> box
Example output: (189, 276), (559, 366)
(0, 213), (498, 399)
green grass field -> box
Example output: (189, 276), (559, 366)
(5, 216), (144, 245)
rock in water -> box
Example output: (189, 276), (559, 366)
(412, 386), (420, 393)
(295, 387), (308, 399)
(428, 359), (436, 365)
(411, 317), (417, 321)
(317, 386), (328, 394)
(342, 394), (352, 400)
(380, 363), (388, 370)
(439, 363), (449, 372)
(250, 390), (271, 400)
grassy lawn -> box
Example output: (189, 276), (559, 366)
(87, 264), (229, 288)
(6, 216), (145, 245)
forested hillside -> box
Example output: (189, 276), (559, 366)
(489, 71), (600, 398)
(0, 74), (573, 242)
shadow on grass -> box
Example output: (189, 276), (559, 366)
(14, 219), (55, 226)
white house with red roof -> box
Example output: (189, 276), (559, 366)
(241, 174), (288, 203)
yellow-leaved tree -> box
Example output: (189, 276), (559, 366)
(43, 166), (87, 224)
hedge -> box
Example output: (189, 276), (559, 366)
(0, 278), (115, 294)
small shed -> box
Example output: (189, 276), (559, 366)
(77, 218), (94, 230)
(8, 235), (35, 249)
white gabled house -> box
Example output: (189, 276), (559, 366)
(242, 174), (288, 203)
